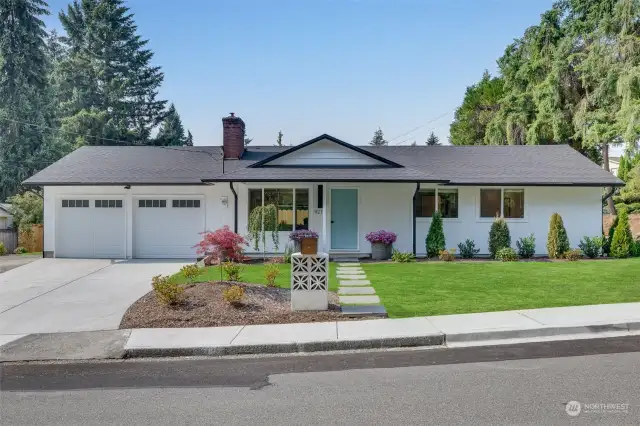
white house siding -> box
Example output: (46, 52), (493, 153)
(44, 183), (603, 258)
(415, 186), (603, 256)
(266, 139), (386, 166)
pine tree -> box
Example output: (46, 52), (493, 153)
(276, 130), (283, 146)
(546, 213), (570, 258)
(369, 127), (387, 146)
(184, 130), (193, 146)
(57, 0), (167, 146)
(425, 211), (445, 257)
(426, 131), (441, 146)
(610, 210), (633, 258)
(0, 0), (67, 199)
(155, 103), (185, 146)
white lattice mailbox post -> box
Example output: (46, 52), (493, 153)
(291, 252), (329, 311)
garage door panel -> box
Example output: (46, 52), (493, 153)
(56, 198), (125, 259)
(134, 198), (204, 258)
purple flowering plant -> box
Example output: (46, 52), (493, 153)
(365, 230), (397, 245)
(289, 229), (320, 242)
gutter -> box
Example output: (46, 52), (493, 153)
(229, 182), (238, 233)
(412, 182), (420, 256)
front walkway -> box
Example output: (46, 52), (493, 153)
(336, 263), (387, 315)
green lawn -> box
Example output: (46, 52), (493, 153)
(172, 262), (339, 291)
(361, 259), (640, 318)
(17, 252), (42, 256)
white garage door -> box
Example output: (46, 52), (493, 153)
(56, 198), (126, 258)
(133, 198), (205, 258)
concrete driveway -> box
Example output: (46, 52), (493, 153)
(0, 259), (186, 335)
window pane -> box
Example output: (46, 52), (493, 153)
(187, 200), (193, 208)
(295, 189), (309, 230)
(248, 189), (262, 216)
(145, 200), (152, 208)
(69, 200), (75, 208)
(438, 189), (458, 218)
(416, 190), (435, 217)
(317, 185), (324, 209)
(76, 200), (82, 207)
(62, 200), (68, 208)
(264, 189), (293, 231)
(194, 200), (200, 208)
(160, 200), (166, 208)
(108, 200), (115, 208)
(179, 200), (186, 208)
(82, 200), (88, 207)
(116, 200), (123, 208)
(172, 200), (178, 208)
(504, 190), (524, 218)
(480, 189), (501, 218)
(95, 200), (101, 208)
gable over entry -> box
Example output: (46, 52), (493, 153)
(248, 134), (403, 168)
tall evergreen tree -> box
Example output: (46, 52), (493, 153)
(369, 127), (387, 146)
(276, 130), (283, 146)
(426, 131), (441, 146)
(184, 130), (193, 146)
(57, 0), (167, 146)
(0, 0), (67, 199)
(155, 103), (185, 146)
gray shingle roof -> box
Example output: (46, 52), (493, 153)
(23, 143), (623, 186)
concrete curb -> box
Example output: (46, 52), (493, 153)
(444, 322), (640, 343)
(123, 334), (446, 358)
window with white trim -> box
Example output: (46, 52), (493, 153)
(415, 188), (458, 218)
(479, 188), (525, 218)
(138, 200), (166, 208)
(95, 200), (123, 208)
(172, 199), (201, 208)
(248, 188), (309, 231)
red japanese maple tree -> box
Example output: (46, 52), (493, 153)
(194, 226), (248, 262)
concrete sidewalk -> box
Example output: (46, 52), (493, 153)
(2, 302), (640, 362)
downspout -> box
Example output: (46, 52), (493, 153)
(412, 182), (420, 256)
(229, 182), (238, 233)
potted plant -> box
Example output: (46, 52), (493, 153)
(289, 229), (320, 255)
(365, 230), (397, 260)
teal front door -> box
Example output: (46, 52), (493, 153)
(330, 188), (358, 250)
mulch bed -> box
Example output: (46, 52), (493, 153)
(120, 282), (371, 329)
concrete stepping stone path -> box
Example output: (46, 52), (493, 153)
(337, 263), (386, 316)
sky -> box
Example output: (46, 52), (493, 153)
(43, 0), (563, 148)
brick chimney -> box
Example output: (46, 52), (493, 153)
(222, 112), (245, 159)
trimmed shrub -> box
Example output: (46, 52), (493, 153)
(0, 242), (6, 256)
(391, 249), (415, 263)
(14, 246), (28, 254)
(426, 211), (445, 258)
(180, 264), (202, 284)
(264, 263), (281, 287)
(151, 274), (184, 305)
(223, 285), (245, 305)
(222, 261), (243, 281)
(438, 248), (456, 262)
(488, 218), (511, 258)
(495, 247), (518, 262)
(546, 213), (570, 259)
(610, 210), (633, 258)
(457, 239), (480, 259)
(515, 234), (536, 258)
(578, 236), (604, 259)
(563, 249), (582, 261)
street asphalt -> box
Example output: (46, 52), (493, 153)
(1, 336), (639, 425)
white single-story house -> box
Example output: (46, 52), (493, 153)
(24, 113), (623, 259)
(0, 203), (13, 229)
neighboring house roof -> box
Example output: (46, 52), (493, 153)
(23, 135), (624, 186)
(0, 203), (12, 216)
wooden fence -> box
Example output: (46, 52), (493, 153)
(0, 229), (18, 253)
(18, 224), (44, 253)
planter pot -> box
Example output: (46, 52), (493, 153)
(300, 237), (318, 255)
(371, 242), (392, 260)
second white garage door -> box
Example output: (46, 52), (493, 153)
(133, 197), (205, 258)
